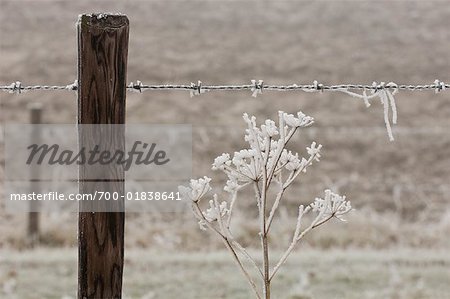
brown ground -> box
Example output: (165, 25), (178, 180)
(1, 1), (449, 298)
(0, 2), (449, 297)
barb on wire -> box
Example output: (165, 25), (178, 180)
(190, 81), (208, 97)
(0, 80), (78, 93)
(434, 79), (446, 93)
(251, 79), (264, 97)
(1, 79), (448, 94)
(1, 79), (448, 141)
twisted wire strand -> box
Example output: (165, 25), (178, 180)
(0, 80), (448, 94)
(127, 80), (449, 94)
(1, 79), (448, 141)
(0, 81), (78, 94)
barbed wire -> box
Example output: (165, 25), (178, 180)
(2, 79), (448, 141)
(0, 79), (448, 95)
(127, 80), (449, 97)
(0, 81), (79, 93)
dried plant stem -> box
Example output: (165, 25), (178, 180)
(261, 146), (271, 298)
(270, 212), (334, 281)
(224, 189), (264, 279)
(222, 238), (262, 299)
(192, 203), (262, 299)
(227, 236), (264, 279)
(261, 180), (270, 299)
(266, 187), (286, 231)
(262, 233), (270, 299)
(183, 111), (352, 298)
(267, 152), (319, 231)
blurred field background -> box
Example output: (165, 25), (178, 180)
(0, 1), (449, 298)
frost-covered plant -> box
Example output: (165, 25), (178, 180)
(179, 111), (352, 299)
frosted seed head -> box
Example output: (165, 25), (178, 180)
(306, 142), (322, 161)
(178, 176), (212, 203)
(312, 190), (352, 220)
(212, 153), (231, 170)
(261, 119), (279, 137)
(282, 111), (314, 128)
(203, 198), (229, 222)
(224, 179), (239, 193)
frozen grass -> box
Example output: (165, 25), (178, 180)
(1, 248), (449, 299)
(0, 3), (449, 298)
(0, 0), (449, 251)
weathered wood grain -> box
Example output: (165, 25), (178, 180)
(77, 14), (129, 299)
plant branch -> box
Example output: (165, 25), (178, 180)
(223, 229), (264, 279)
(270, 210), (335, 281)
(192, 202), (262, 299)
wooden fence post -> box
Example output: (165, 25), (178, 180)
(77, 14), (129, 299)
(28, 103), (42, 248)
